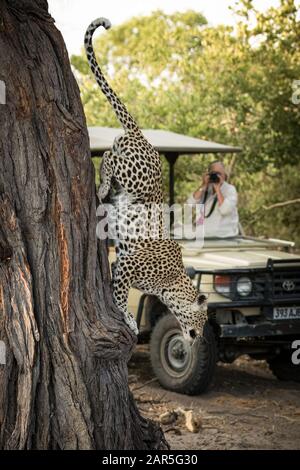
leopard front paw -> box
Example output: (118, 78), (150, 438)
(98, 185), (109, 203)
(124, 313), (139, 336)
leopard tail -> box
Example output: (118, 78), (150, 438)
(84, 18), (140, 133)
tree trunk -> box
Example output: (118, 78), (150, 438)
(0, 0), (168, 450)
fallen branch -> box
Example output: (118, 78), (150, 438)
(132, 377), (158, 392)
(209, 410), (269, 419)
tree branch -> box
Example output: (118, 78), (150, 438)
(262, 198), (300, 211)
(251, 198), (300, 217)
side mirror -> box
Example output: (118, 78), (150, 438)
(186, 266), (196, 279)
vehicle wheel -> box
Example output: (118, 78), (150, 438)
(150, 313), (217, 395)
(268, 351), (300, 383)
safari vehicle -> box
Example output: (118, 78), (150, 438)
(90, 127), (300, 394)
(109, 236), (300, 394)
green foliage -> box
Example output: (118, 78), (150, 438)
(72, 2), (300, 247)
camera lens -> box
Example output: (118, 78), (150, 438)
(209, 172), (220, 183)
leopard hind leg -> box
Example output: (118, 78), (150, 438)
(112, 256), (139, 335)
(98, 150), (114, 203)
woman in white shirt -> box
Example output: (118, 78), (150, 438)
(187, 161), (239, 238)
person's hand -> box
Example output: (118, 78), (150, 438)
(193, 172), (210, 200)
(213, 173), (225, 193)
(202, 172), (210, 189)
(213, 181), (221, 193)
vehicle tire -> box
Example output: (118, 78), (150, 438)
(268, 351), (300, 383)
(150, 313), (217, 395)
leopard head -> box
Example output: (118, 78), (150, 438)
(161, 289), (209, 345)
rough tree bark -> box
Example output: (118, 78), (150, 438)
(0, 0), (168, 450)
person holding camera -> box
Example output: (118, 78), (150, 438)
(187, 161), (239, 238)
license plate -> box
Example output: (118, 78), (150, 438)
(273, 306), (300, 320)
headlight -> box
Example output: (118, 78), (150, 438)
(236, 277), (252, 297)
(214, 275), (231, 297)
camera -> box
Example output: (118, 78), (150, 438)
(209, 172), (220, 183)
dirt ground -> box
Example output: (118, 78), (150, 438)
(129, 345), (300, 450)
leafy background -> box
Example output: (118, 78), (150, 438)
(71, 0), (300, 246)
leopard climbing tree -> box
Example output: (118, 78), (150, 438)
(0, 0), (167, 450)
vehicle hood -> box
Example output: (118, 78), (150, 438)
(182, 249), (300, 270)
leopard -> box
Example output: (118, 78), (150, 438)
(85, 18), (208, 343)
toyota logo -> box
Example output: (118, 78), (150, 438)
(282, 280), (295, 292)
